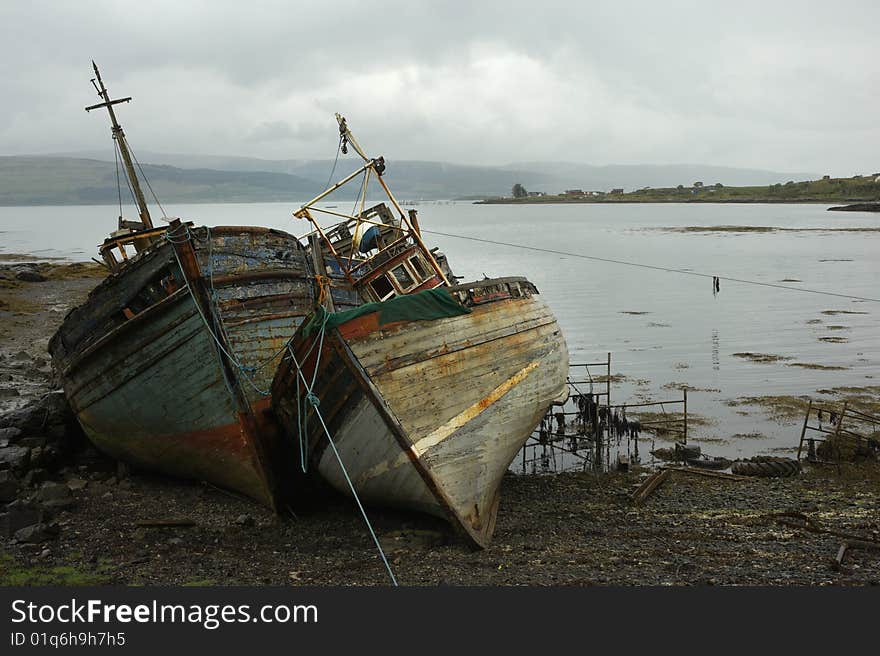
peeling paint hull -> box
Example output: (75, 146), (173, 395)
(272, 278), (568, 547)
(49, 226), (313, 506)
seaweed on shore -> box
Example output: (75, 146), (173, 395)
(732, 352), (792, 363)
(786, 362), (849, 371)
(725, 395), (811, 422)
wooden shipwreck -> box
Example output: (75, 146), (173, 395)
(271, 117), (569, 547)
(49, 64), (316, 506)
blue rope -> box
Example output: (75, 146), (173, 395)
(167, 224), (280, 397)
(287, 328), (398, 586)
(169, 223), (398, 585)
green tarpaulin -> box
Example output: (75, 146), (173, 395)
(303, 287), (471, 337)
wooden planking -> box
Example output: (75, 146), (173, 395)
(366, 322), (564, 438)
(351, 316), (568, 535)
(50, 226), (316, 508)
(51, 244), (177, 364)
(68, 308), (237, 435)
(197, 228), (309, 276)
(270, 280), (571, 545)
(334, 294), (567, 543)
(315, 396), (439, 517)
(353, 296), (556, 374)
(422, 363), (563, 523)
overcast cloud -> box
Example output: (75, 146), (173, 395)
(1, 0), (877, 174)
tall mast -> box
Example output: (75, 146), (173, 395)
(85, 61), (153, 229)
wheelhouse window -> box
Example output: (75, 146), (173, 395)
(391, 264), (416, 291)
(408, 256), (429, 281)
(369, 273), (395, 301)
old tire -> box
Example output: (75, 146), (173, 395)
(731, 456), (800, 478)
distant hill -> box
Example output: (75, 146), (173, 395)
(0, 156), (318, 205)
(2, 152), (815, 205)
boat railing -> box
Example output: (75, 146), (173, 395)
(98, 224), (177, 270)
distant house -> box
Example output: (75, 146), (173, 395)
(609, 188), (624, 195)
(527, 191), (546, 197)
(564, 189), (586, 196)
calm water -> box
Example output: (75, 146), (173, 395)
(2, 201), (878, 459)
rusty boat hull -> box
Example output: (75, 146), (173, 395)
(272, 278), (568, 547)
(49, 226), (314, 506)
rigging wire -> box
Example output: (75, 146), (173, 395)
(421, 229), (880, 303)
(322, 136), (343, 193)
(125, 136), (168, 219)
(114, 138), (138, 210)
(113, 139), (123, 219)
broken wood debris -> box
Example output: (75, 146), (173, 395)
(767, 511), (880, 544)
(833, 540), (880, 574)
(630, 469), (670, 505)
(660, 465), (751, 481)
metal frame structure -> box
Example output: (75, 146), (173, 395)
(293, 114), (449, 289)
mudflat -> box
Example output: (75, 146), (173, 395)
(1, 260), (878, 586)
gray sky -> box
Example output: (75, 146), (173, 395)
(1, 0), (877, 175)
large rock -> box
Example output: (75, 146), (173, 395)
(0, 427), (23, 443)
(0, 470), (18, 502)
(14, 522), (59, 543)
(15, 270), (47, 283)
(0, 501), (43, 538)
(36, 481), (75, 510)
(0, 445), (30, 471)
(0, 392), (81, 448)
(35, 481), (71, 503)
(22, 468), (47, 488)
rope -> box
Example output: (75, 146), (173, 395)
(285, 329), (398, 586)
(166, 224), (276, 396)
(422, 229), (880, 303)
(314, 275), (331, 307)
(166, 226), (396, 583)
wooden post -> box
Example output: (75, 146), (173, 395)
(682, 388), (688, 445)
(605, 351), (611, 439)
(796, 398), (813, 461)
(832, 402), (848, 465)
(309, 233), (334, 312)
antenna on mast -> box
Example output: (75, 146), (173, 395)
(85, 61), (153, 230)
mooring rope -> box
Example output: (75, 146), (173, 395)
(166, 223), (300, 397)
(286, 333), (398, 586)
(421, 229), (880, 303)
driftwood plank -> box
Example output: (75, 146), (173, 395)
(631, 470), (670, 505)
(660, 465), (751, 481)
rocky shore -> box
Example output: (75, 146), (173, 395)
(1, 259), (878, 586)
